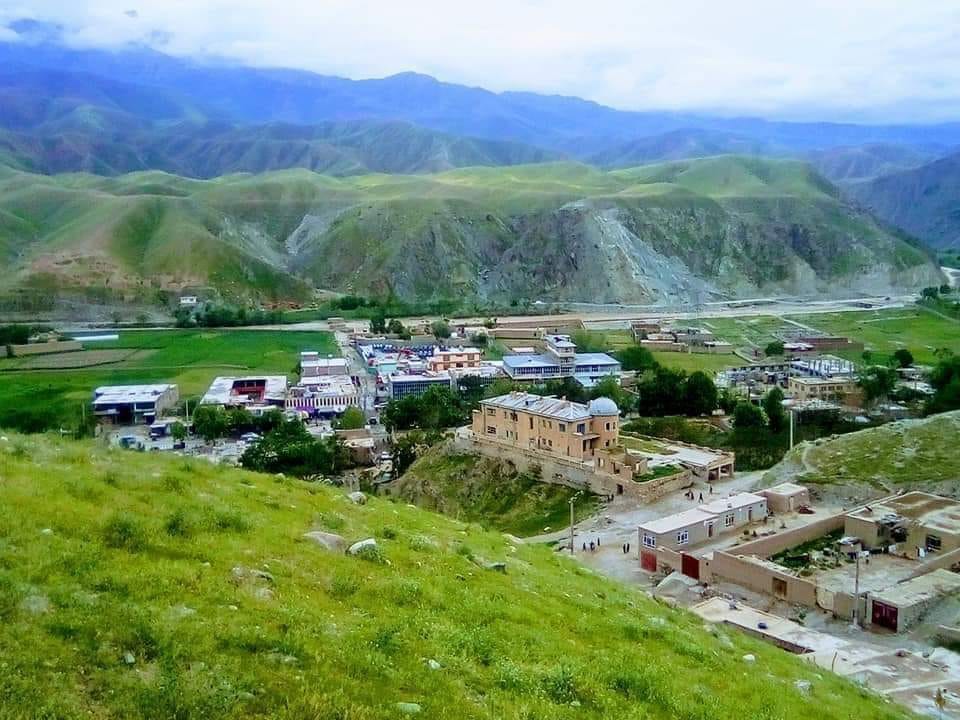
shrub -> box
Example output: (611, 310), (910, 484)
(102, 513), (147, 551)
(329, 573), (360, 598)
(354, 543), (386, 564)
(542, 664), (579, 704)
(164, 509), (195, 538)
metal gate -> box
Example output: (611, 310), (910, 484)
(872, 600), (898, 631)
(681, 553), (700, 580)
(640, 550), (657, 572)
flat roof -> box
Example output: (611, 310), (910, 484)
(300, 355), (347, 368)
(502, 351), (620, 370)
(763, 482), (808, 497)
(201, 376), (288, 405)
(641, 507), (717, 535)
(848, 491), (960, 535)
(873, 569), (960, 609)
(389, 373), (451, 383)
(93, 384), (176, 405)
(294, 375), (357, 396)
(700, 492), (766, 515)
(574, 352), (620, 367)
(482, 392), (592, 422)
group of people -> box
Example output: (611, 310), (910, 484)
(684, 485), (713, 503)
(581, 537), (602, 552)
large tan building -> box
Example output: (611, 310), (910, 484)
(471, 392), (620, 461)
(427, 346), (482, 372)
(787, 375), (859, 402)
(845, 491), (960, 559)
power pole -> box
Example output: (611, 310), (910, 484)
(569, 495), (576, 554)
(852, 551), (862, 627)
(789, 409), (795, 449)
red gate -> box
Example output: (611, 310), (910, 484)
(681, 553), (700, 580)
(640, 550), (657, 572)
(872, 600), (898, 631)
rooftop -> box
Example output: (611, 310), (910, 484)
(481, 392), (593, 422)
(872, 569), (960, 608)
(640, 492), (765, 535)
(764, 482), (809, 497)
(200, 376), (288, 406)
(293, 375), (357, 396)
(848, 491), (960, 535)
(700, 492), (766, 515)
(92, 384), (176, 405)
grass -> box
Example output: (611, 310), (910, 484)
(787, 307), (960, 366)
(0, 432), (910, 719)
(0, 329), (336, 433)
(774, 410), (960, 488)
(392, 447), (599, 537)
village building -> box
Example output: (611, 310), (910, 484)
(501, 334), (620, 387)
(844, 491), (960, 559)
(387, 372), (453, 399)
(200, 376), (288, 408)
(286, 376), (360, 416)
(426, 346), (482, 372)
(300, 351), (349, 377)
(639, 492), (768, 551)
(787, 375), (860, 402)
(472, 392), (620, 461)
(866, 569), (960, 632)
(92, 384), (179, 424)
(760, 483), (811, 513)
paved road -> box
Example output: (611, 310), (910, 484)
(333, 330), (378, 417)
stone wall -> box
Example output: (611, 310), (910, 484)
(719, 513), (846, 559)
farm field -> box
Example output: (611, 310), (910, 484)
(0, 329), (336, 433)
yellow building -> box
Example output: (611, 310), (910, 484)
(427, 346), (482, 372)
(787, 375), (859, 402)
(471, 392), (619, 461)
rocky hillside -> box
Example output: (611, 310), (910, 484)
(0, 157), (942, 304)
(0, 432), (906, 719)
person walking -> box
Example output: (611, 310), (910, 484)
(698, 492), (704, 503)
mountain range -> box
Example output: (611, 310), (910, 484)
(0, 23), (956, 305)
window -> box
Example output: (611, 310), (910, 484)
(486, 426), (496, 435)
(529, 417), (534, 430)
(577, 423), (586, 434)
(487, 408), (496, 416)
(927, 535), (943, 552)
(643, 534), (656, 548)
(724, 513), (735, 528)
(605, 422), (611, 431)
(676, 530), (689, 545)
(559, 423), (566, 432)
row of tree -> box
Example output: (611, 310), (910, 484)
(240, 418), (353, 479)
(174, 304), (284, 328)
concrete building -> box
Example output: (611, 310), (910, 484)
(387, 372), (453, 399)
(286, 376), (360, 416)
(472, 392), (620, 461)
(201, 376), (288, 408)
(501, 334), (620, 387)
(179, 295), (198, 306)
(788, 376), (859, 402)
(639, 492), (768, 551)
(427, 346), (482, 372)
(92, 384), (179, 424)
(845, 492), (960, 559)
(760, 483), (811, 513)
(300, 351), (349, 378)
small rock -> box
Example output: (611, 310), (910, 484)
(40, 528), (53, 536)
(426, 659), (441, 670)
(742, 654), (756, 663)
(123, 652), (136, 665)
(347, 491), (367, 505)
(20, 595), (50, 615)
(347, 538), (377, 555)
(396, 702), (421, 715)
(794, 679), (812, 694)
(253, 587), (275, 601)
(303, 531), (346, 552)
(485, 562), (507, 573)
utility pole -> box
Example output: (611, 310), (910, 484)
(789, 409), (795, 449)
(569, 495), (576, 554)
(852, 550), (862, 627)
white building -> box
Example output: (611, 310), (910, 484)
(92, 384), (179, 424)
(300, 351), (349, 378)
(287, 376), (360, 416)
(502, 334), (620, 387)
(201, 376), (288, 408)
(639, 492), (768, 551)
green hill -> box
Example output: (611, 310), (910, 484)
(0, 432), (909, 719)
(0, 156), (942, 304)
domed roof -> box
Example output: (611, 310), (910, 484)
(588, 397), (619, 416)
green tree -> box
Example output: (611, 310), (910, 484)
(718, 388), (739, 415)
(892, 348), (914, 368)
(170, 421), (187, 443)
(616, 345), (658, 372)
(370, 312), (387, 334)
(921, 286), (940, 300)
(764, 340), (785, 357)
(571, 330), (607, 353)
(431, 320), (452, 340)
(763, 387), (787, 432)
(636, 366), (687, 416)
(683, 371), (718, 416)
(241, 419), (352, 478)
(926, 355), (960, 414)
(337, 406), (366, 430)
(733, 401), (765, 429)
(192, 405), (229, 443)
(859, 366), (898, 404)
(387, 318), (409, 338)
(390, 429), (443, 476)
(590, 376), (630, 414)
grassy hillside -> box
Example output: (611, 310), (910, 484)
(763, 411), (960, 493)
(388, 443), (600, 536)
(0, 156), (939, 305)
(0, 329), (334, 433)
(0, 432), (909, 719)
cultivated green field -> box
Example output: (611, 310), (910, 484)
(0, 432), (910, 719)
(0, 329), (336, 432)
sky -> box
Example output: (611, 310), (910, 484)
(3, 0), (960, 122)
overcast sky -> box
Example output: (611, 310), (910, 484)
(3, 0), (960, 122)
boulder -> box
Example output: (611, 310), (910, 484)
(485, 562), (507, 573)
(396, 702), (421, 715)
(426, 659), (441, 670)
(303, 531), (346, 552)
(742, 654), (756, 663)
(347, 491), (367, 505)
(794, 679), (811, 695)
(348, 538), (378, 555)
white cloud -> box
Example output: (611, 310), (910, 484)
(3, 0), (960, 121)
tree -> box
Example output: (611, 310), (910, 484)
(636, 367), (687, 416)
(683, 371), (718, 416)
(572, 330), (608, 353)
(921, 286), (940, 301)
(369, 313), (387, 334)
(191, 405), (229, 443)
(387, 318), (408, 337)
(590, 376), (630, 414)
(859, 366), (898, 404)
(381, 386), (467, 432)
(926, 355), (960, 414)
(893, 348), (914, 368)
(468, 332), (488, 347)
(763, 387), (787, 432)
(241, 419), (352, 478)
(718, 388), (739, 415)
(765, 341), (785, 357)
(616, 345), (658, 372)
(170, 421), (187, 443)
(733, 401), (765, 429)
(430, 320), (451, 340)
(337, 406), (366, 430)
(390, 429), (443, 476)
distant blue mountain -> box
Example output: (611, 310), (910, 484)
(2, 30), (960, 153)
